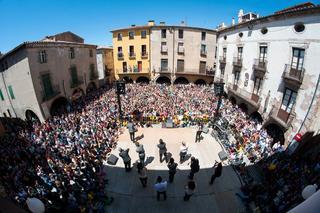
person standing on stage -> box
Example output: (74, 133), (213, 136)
(157, 139), (168, 163)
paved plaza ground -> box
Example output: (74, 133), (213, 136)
(104, 127), (245, 213)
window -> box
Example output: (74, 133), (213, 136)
(199, 61), (206, 73)
(123, 62), (127, 72)
(118, 46), (123, 53)
(141, 30), (147, 38)
(117, 33), (123, 41)
(70, 66), (78, 83)
(129, 46), (135, 57)
(178, 42), (184, 54)
(161, 42), (167, 53)
(201, 44), (207, 55)
(178, 29), (183, 39)
(0, 89), (4, 100)
(281, 88), (297, 113)
(161, 59), (168, 71)
(177, 59), (184, 72)
(137, 61), (142, 72)
(201, 32), (206, 41)
(69, 48), (75, 59)
(141, 45), (147, 56)
(291, 48), (305, 70)
(39, 50), (47, 63)
(41, 73), (54, 97)
(8, 85), (15, 99)
(259, 46), (267, 62)
(118, 47), (123, 59)
(129, 31), (134, 39)
(221, 67), (225, 76)
(237, 47), (243, 59)
(253, 77), (262, 94)
(89, 49), (93, 57)
(161, 29), (166, 39)
(234, 71), (240, 85)
(223, 48), (227, 59)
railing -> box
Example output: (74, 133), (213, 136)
(129, 52), (136, 59)
(253, 59), (267, 71)
(42, 84), (60, 102)
(161, 46), (168, 53)
(200, 50), (207, 56)
(282, 64), (305, 84)
(70, 76), (84, 88)
(219, 56), (226, 64)
(178, 47), (184, 54)
(233, 57), (242, 67)
(116, 68), (150, 74)
(117, 53), (124, 60)
(141, 52), (148, 58)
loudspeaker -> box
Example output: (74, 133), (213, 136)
(107, 154), (119, 165)
(218, 150), (228, 161)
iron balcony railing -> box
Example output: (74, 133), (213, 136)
(141, 52), (148, 58)
(219, 56), (226, 64)
(129, 52), (136, 59)
(117, 52), (124, 60)
(282, 64), (305, 85)
(233, 57), (242, 67)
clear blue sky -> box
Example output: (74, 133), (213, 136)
(0, 0), (318, 53)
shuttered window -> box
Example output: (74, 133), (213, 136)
(8, 85), (15, 99)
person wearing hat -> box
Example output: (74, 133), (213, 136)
(157, 139), (168, 163)
(119, 148), (131, 172)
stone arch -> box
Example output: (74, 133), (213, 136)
(265, 123), (285, 145)
(50, 96), (69, 116)
(174, 77), (189, 84)
(123, 76), (134, 84)
(86, 81), (97, 93)
(156, 76), (171, 84)
(25, 110), (40, 122)
(239, 103), (248, 113)
(229, 96), (237, 105)
(194, 79), (207, 85)
(136, 76), (150, 84)
(250, 111), (263, 123)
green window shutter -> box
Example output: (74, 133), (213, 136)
(0, 89), (4, 100)
(71, 66), (78, 82)
(42, 74), (53, 96)
(8, 85), (15, 99)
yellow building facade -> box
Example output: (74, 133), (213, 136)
(112, 24), (152, 83)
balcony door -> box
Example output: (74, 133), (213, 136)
(259, 46), (267, 63)
(138, 61), (142, 72)
(122, 62), (127, 72)
(291, 48), (305, 71)
(237, 47), (243, 60)
(278, 88), (297, 122)
(177, 59), (184, 72)
(41, 73), (54, 97)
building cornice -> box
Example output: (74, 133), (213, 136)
(111, 25), (217, 33)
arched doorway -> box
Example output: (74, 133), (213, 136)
(229, 96), (236, 105)
(136, 76), (150, 84)
(250, 111), (263, 123)
(156, 76), (171, 84)
(194, 79), (206, 85)
(123, 76), (133, 84)
(25, 110), (40, 122)
(86, 82), (97, 93)
(265, 123), (285, 145)
(174, 77), (189, 84)
(239, 103), (248, 113)
(50, 96), (69, 116)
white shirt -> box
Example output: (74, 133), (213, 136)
(154, 181), (167, 192)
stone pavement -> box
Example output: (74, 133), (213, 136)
(104, 127), (245, 213)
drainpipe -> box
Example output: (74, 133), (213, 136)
(172, 28), (175, 85)
(298, 74), (320, 133)
(1, 71), (17, 117)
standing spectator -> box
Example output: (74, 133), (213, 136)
(154, 176), (167, 201)
(127, 120), (136, 142)
(209, 161), (222, 185)
(136, 142), (146, 165)
(184, 180), (196, 201)
(180, 141), (188, 163)
(195, 123), (203, 143)
(119, 148), (131, 172)
(157, 139), (168, 163)
(167, 158), (178, 183)
(137, 162), (148, 187)
(188, 157), (200, 180)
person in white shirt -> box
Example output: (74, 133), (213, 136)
(180, 141), (188, 163)
(154, 176), (167, 201)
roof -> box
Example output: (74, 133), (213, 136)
(274, 2), (315, 14)
(218, 5), (320, 34)
(44, 31), (84, 41)
(97, 46), (113, 50)
(111, 25), (216, 33)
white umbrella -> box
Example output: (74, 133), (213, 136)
(302, 184), (318, 200)
(26, 197), (45, 213)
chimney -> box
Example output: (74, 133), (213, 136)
(148, 20), (155, 26)
(232, 17), (235, 25)
(159, 21), (165, 26)
(180, 21), (186, 26)
(238, 9), (244, 23)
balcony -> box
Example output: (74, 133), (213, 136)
(161, 46), (168, 54)
(129, 52), (136, 59)
(282, 64), (305, 87)
(141, 52), (148, 59)
(70, 76), (84, 88)
(41, 84), (60, 102)
(228, 84), (260, 110)
(117, 53), (124, 60)
(178, 46), (184, 55)
(267, 105), (294, 130)
(205, 69), (215, 76)
(233, 57), (242, 67)
(200, 50), (207, 57)
(219, 56), (226, 68)
(117, 68), (150, 74)
(253, 59), (267, 78)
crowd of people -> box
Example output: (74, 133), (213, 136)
(0, 82), (317, 212)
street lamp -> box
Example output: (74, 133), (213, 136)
(115, 80), (126, 124)
(213, 82), (225, 121)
